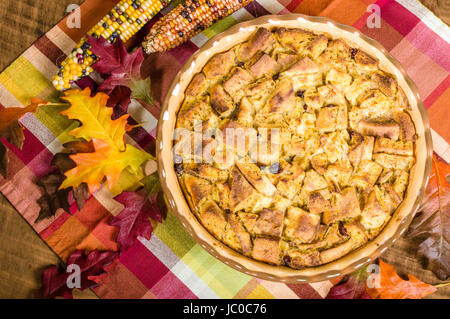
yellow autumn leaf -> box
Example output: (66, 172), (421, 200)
(60, 88), (129, 151)
(60, 138), (152, 194)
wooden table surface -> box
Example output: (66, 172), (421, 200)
(0, 0), (448, 299)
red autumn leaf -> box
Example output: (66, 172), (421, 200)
(88, 35), (153, 107)
(366, 260), (437, 299)
(110, 187), (163, 253)
(326, 267), (371, 299)
(37, 250), (117, 299)
(407, 153), (450, 280)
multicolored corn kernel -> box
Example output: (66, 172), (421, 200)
(53, 0), (169, 91)
(142, 0), (254, 54)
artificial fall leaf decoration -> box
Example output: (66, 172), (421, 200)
(60, 138), (151, 194)
(0, 98), (46, 178)
(58, 88), (153, 194)
(110, 179), (164, 253)
(326, 266), (371, 299)
(87, 35), (153, 107)
(61, 88), (130, 151)
(366, 260), (437, 299)
(35, 141), (93, 223)
(37, 250), (117, 299)
(407, 153), (450, 280)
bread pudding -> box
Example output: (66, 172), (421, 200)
(173, 27), (416, 269)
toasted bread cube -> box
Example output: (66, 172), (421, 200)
(360, 189), (390, 230)
(223, 67), (254, 99)
(373, 153), (414, 170)
(308, 189), (331, 214)
(326, 68), (352, 91)
(348, 135), (374, 167)
(198, 200), (228, 240)
(283, 206), (321, 243)
(275, 27), (315, 52)
(371, 73), (397, 97)
(238, 212), (258, 234)
(210, 84), (235, 117)
(310, 152), (328, 174)
(282, 56), (320, 76)
(350, 160), (383, 189)
(185, 73), (208, 98)
(183, 174), (214, 209)
(292, 223), (347, 252)
(357, 119), (400, 140)
(267, 79), (296, 113)
(392, 170), (409, 198)
(324, 162), (353, 187)
(316, 105), (347, 133)
(304, 87), (324, 110)
(177, 96), (219, 130)
(254, 208), (285, 238)
(229, 167), (271, 212)
(183, 163), (228, 183)
(252, 237), (280, 265)
(235, 97), (255, 127)
(238, 28), (274, 62)
(319, 222), (368, 263)
(249, 53), (280, 78)
(394, 111), (416, 141)
(276, 163), (305, 199)
(374, 137), (413, 156)
(322, 187), (361, 224)
(345, 78), (371, 106)
(237, 162), (276, 196)
(227, 213), (252, 255)
(284, 250), (321, 269)
(354, 50), (378, 70)
(214, 182), (230, 210)
(307, 34), (328, 58)
(203, 50), (236, 82)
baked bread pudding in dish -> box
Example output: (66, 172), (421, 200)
(173, 27), (416, 269)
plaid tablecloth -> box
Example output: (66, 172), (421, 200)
(0, 0), (449, 299)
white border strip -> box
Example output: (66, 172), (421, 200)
(431, 128), (450, 163)
(140, 235), (220, 299)
(395, 0), (450, 43)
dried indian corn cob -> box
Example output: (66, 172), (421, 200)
(53, 0), (169, 91)
(143, 0), (254, 53)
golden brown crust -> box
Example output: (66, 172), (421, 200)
(175, 27), (416, 269)
(203, 50), (236, 81)
(252, 237), (280, 265)
(185, 73), (208, 98)
(198, 200), (228, 240)
(253, 208), (283, 238)
(227, 213), (253, 255)
(249, 53), (280, 78)
(238, 28), (274, 62)
(284, 207), (321, 242)
(210, 84), (235, 117)
(357, 119), (400, 140)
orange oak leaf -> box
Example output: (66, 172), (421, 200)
(60, 138), (152, 194)
(407, 153), (450, 280)
(366, 260), (437, 299)
(60, 88), (129, 151)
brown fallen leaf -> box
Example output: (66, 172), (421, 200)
(366, 259), (437, 299)
(35, 141), (93, 223)
(407, 153), (450, 280)
(0, 98), (45, 178)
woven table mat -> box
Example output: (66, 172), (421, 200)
(0, 0), (449, 299)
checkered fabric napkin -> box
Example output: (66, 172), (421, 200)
(0, 0), (448, 299)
